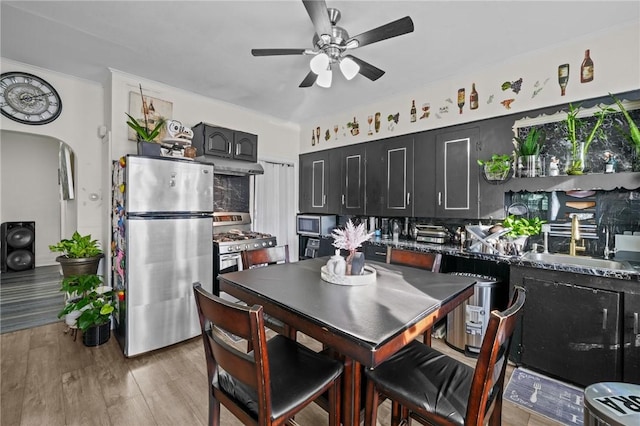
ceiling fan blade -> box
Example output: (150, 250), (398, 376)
(302, 0), (332, 40)
(299, 71), (318, 87)
(346, 16), (414, 48)
(252, 48), (308, 56)
(344, 55), (385, 81)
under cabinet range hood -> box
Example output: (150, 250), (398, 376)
(194, 156), (264, 176)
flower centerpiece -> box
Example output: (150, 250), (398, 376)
(331, 219), (373, 275)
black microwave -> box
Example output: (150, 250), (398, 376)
(296, 214), (336, 237)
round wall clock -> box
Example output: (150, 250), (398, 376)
(1, 71), (62, 125)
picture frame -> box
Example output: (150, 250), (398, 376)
(128, 91), (173, 142)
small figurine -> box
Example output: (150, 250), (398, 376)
(549, 156), (560, 176)
(604, 151), (616, 173)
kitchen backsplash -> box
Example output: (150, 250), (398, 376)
(213, 175), (250, 212)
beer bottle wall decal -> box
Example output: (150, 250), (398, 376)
(558, 64), (570, 96)
(581, 49), (594, 83)
(470, 83), (479, 110)
(410, 100), (417, 122)
(457, 88), (465, 114)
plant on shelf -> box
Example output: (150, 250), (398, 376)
(610, 93), (640, 170)
(125, 84), (166, 142)
(513, 127), (545, 177)
(49, 231), (104, 277)
(502, 215), (546, 237)
(564, 102), (613, 175)
(477, 154), (512, 181)
(58, 273), (114, 346)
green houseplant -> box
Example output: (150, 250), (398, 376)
(513, 128), (545, 177)
(564, 103), (613, 175)
(610, 93), (640, 171)
(49, 231), (104, 277)
(502, 215), (546, 237)
(477, 154), (512, 181)
(58, 274), (114, 346)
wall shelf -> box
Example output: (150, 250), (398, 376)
(503, 172), (640, 193)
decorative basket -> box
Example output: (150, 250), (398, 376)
(321, 265), (377, 286)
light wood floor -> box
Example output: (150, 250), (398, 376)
(0, 321), (560, 426)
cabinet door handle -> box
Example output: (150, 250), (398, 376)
(323, 194), (326, 206)
(342, 194), (345, 205)
(407, 192), (411, 205)
(634, 312), (639, 335)
(374, 251), (386, 256)
(235, 144), (240, 156)
(602, 308), (608, 330)
(438, 192), (442, 206)
(227, 143), (232, 155)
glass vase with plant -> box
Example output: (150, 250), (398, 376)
(331, 219), (373, 275)
(477, 154), (512, 181)
(513, 128), (545, 177)
(564, 103), (613, 175)
(610, 93), (640, 171)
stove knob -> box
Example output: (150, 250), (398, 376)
(227, 246), (233, 252)
(269, 240), (274, 246)
(261, 241), (266, 247)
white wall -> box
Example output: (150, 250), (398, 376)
(0, 132), (60, 266)
(299, 23), (640, 152)
(0, 59), (105, 266)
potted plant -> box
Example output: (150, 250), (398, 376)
(49, 231), (104, 278)
(58, 274), (114, 346)
(513, 127), (545, 177)
(501, 215), (546, 254)
(610, 93), (640, 171)
(477, 154), (512, 181)
(564, 103), (613, 175)
(126, 84), (166, 142)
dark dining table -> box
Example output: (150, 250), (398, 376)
(218, 256), (476, 426)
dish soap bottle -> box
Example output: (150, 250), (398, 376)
(326, 250), (346, 276)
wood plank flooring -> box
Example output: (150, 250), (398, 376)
(0, 321), (560, 426)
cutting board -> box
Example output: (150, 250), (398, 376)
(565, 201), (596, 210)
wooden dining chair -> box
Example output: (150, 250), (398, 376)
(386, 246), (443, 345)
(240, 245), (295, 341)
(192, 282), (343, 426)
(364, 286), (526, 426)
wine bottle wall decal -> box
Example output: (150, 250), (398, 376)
(470, 83), (479, 110)
(581, 49), (594, 83)
(457, 88), (465, 114)
(558, 64), (569, 96)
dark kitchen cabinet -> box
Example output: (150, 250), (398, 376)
(338, 144), (366, 216)
(624, 292), (640, 383)
(193, 123), (258, 162)
(366, 135), (414, 217)
(435, 127), (479, 218)
(510, 266), (624, 387)
(299, 150), (339, 213)
(413, 132), (436, 217)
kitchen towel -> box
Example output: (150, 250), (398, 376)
(504, 367), (584, 425)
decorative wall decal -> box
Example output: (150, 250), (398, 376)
(333, 124), (339, 140)
(311, 129), (316, 146)
(374, 112), (381, 133)
(501, 78), (523, 94)
(558, 64), (570, 96)
(387, 113), (399, 130)
(367, 115), (373, 135)
(532, 78), (550, 98)
(581, 49), (594, 83)
(439, 105), (449, 114)
(487, 94), (495, 104)
(470, 83), (479, 110)
(501, 98), (515, 109)
(347, 117), (359, 135)
(420, 103), (431, 119)
(410, 100), (417, 122)
(316, 126), (321, 144)
(324, 129), (331, 141)
(445, 97), (453, 104)
(435, 113), (442, 119)
(457, 88), (466, 114)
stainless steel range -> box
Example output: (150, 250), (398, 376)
(212, 212), (277, 294)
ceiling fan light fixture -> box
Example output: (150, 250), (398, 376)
(340, 57), (360, 80)
(316, 69), (332, 88)
(309, 52), (330, 74)
(345, 39), (359, 49)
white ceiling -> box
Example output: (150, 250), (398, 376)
(2, 1), (639, 124)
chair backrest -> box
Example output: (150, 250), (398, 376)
(386, 246), (442, 272)
(465, 286), (526, 425)
(192, 282), (273, 424)
(241, 245), (290, 269)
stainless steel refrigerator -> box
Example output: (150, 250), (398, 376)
(112, 155), (213, 357)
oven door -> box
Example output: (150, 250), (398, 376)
(213, 250), (243, 295)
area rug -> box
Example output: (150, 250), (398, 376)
(504, 367), (584, 425)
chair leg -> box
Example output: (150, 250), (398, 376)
(422, 328), (431, 346)
(209, 392), (221, 426)
(488, 388), (504, 426)
(364, 378), (379, 426)
(328, 378), (341, 426)
(391, 401), (410, 426)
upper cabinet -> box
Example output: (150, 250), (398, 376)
(367, 135), (414, 217)
(413, 133), (436, 217)
(338, 145), (366, 216)
(435, 127), (480, 218)
(299, 150), (340, 214)
(192, 123), (258, 162)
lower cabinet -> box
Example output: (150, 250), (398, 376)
(624, 292), (640, 383)
(509, 266), (636, 387)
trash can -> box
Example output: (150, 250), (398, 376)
(584, 382), (640, 426)
(445, 273), (502, 357)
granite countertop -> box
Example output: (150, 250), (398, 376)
(366, 237), (640, 281)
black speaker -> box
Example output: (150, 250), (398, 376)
(1, 221), (35, 273)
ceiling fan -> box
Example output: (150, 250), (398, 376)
(251, 0), (414, 88)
